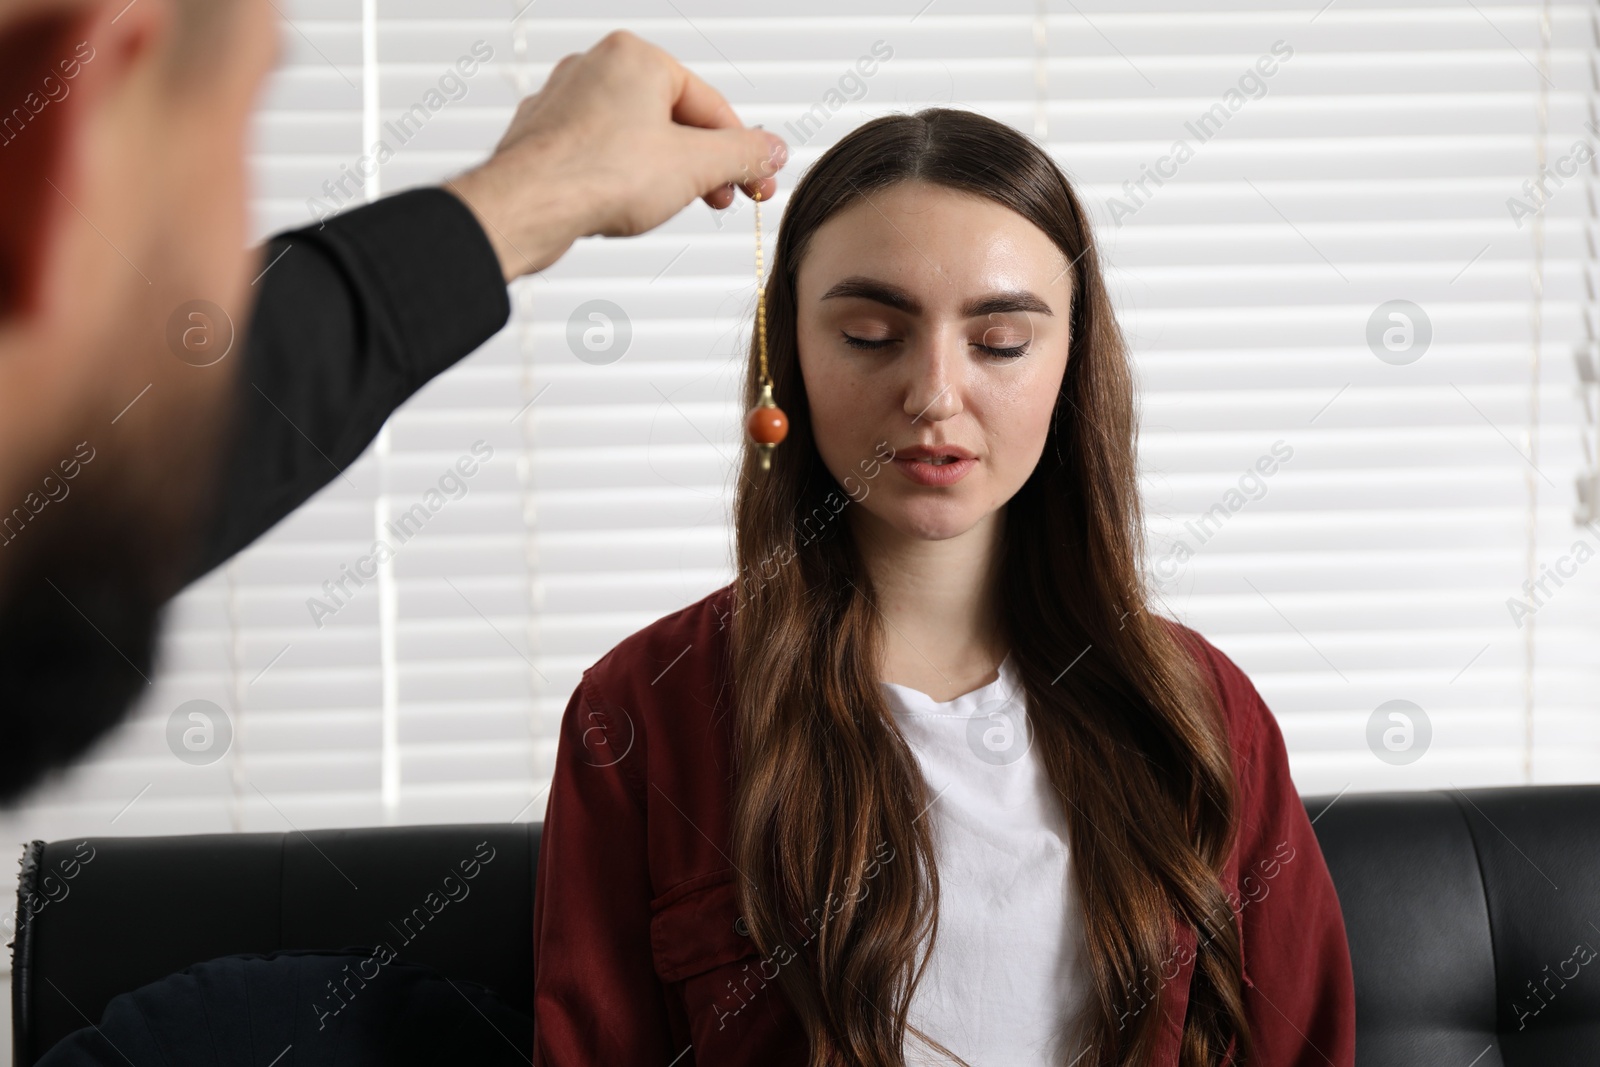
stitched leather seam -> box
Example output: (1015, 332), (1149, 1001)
(1444, 787), (1502, 1032)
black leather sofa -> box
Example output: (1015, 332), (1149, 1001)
(11, 785), (1600, 1065)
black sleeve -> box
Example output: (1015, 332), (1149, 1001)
(186, 186), (511, 583)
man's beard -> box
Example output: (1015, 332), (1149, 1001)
(0, 517), (167, 802)
(0, 383), (232, 804)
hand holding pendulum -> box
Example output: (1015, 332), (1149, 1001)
(744, 183), (788, 472)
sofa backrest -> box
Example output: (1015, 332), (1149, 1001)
(13, 786), (1600, 1065)
(1310, 784), (1600, 1065)
(11, 822), (539, 1066)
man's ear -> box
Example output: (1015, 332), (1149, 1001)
(0, 0), (169, 325)
(0, 9), (83, 321)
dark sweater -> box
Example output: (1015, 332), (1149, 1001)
(0, 188), (513, 804)
(192, 187), (511, 582)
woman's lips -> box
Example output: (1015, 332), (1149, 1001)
(891, 456), (977, 486)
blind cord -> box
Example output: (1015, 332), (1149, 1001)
(1523, 0), (1552, 784)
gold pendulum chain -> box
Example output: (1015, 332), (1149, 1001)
(744, 183), (788, 471)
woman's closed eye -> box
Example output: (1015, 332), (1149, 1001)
(838, 331), (1030, 359)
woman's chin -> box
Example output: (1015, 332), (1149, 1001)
(878, 499), (994, 544)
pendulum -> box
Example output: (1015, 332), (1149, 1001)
(744, 185), (788, 471)
(744, 182), (789, 472)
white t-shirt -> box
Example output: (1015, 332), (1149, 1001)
(880, 651), (1090, 1067)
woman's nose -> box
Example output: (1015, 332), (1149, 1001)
(903, 340), (962, 424)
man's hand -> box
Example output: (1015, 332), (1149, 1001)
(445, 29), (789, 283)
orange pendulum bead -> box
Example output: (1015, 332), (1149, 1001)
(747, 381), (788, 471)
(745, 181), (788, 472)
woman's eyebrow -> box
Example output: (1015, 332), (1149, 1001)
(819, 276), (1054, 318)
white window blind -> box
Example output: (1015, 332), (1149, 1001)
(2, 0), (1598, 983)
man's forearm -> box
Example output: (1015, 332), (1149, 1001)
(186, 187), (511, 584)
(443, 158), (587, 284)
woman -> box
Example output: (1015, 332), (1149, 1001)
(531, 108), (1354, 1067)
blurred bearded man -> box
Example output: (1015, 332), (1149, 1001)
(0, 0), (787, 800)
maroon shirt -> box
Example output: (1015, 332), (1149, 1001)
(531, 583), (1356, 1066)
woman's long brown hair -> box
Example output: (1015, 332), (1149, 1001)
(727, 107), (1250, 1067)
